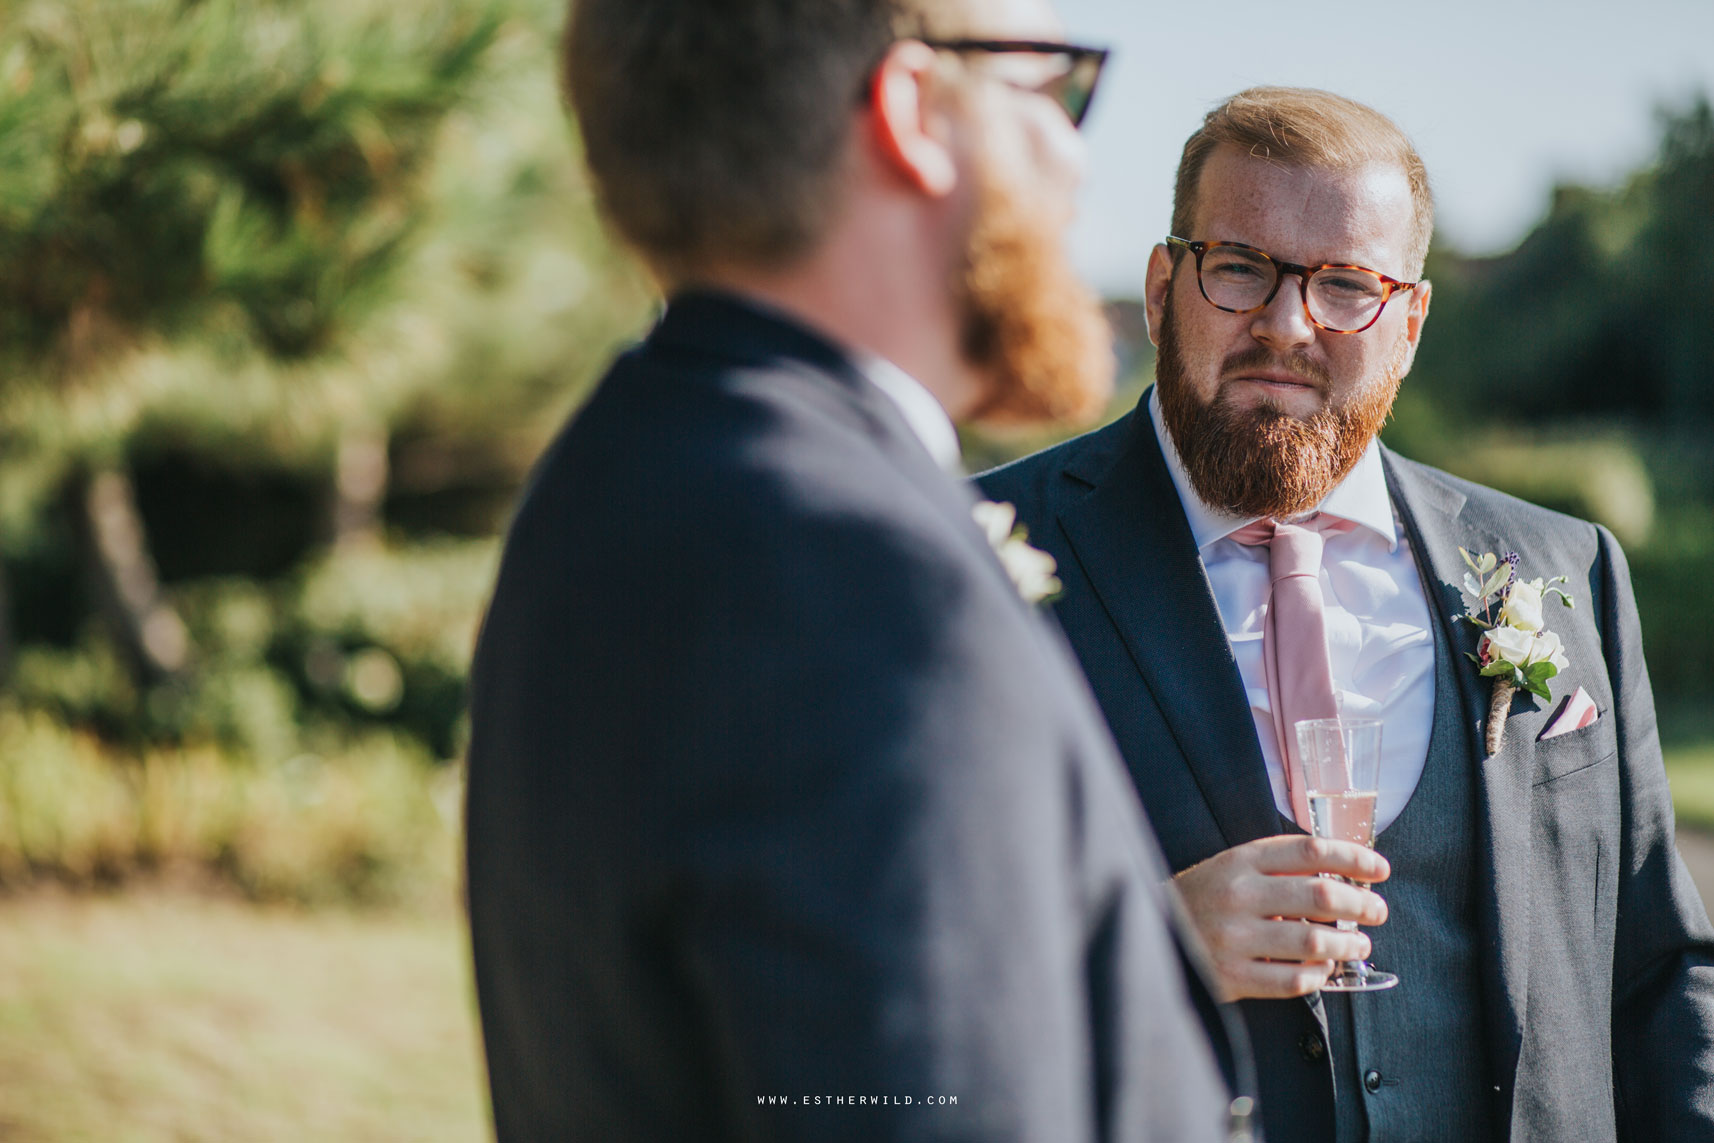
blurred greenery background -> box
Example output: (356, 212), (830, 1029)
(0, 0), (652, 908)
(0, 0), (1709, 1137)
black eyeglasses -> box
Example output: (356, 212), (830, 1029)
(1165, 236), (1420, 334)
(919, 39), (1110, 128)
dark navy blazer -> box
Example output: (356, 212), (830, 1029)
(466, 298), (1242, 1142)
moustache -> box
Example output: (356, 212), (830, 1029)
(1218, 348), (1333, 392)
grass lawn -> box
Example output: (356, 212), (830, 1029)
(0, 715), (1709, 1143)
(1669, 740), (1714, 832)
(1663, 702), (1714, 832)
(0, 888), (488, 1142)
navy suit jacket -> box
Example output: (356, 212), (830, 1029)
(980, 393), (1714, 1143)
(465, 298), (1243, 1141)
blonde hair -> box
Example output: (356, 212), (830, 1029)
(1171, 87), (1434, 275)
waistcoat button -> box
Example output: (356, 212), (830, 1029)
(1299, 1031), (1326, 1061)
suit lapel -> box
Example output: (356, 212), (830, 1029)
(1056, 406), (1281, 848)
(1382, 448), (1528, 1096)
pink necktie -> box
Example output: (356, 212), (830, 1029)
(1231, 514), (1357, 830)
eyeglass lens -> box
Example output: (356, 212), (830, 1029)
(1038, 52), (1101, 126)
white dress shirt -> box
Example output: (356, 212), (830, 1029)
(1149, 390), (1436, 833)
(861, 356), (963, 473)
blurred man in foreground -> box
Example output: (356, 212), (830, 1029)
(464, 1), (1246, 1139)
(982, 86), (1714, 1142)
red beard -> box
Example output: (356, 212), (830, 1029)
(957, 171), (1114, 429)
(1154, 290), (1407, 519)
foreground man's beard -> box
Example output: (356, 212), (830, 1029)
(1155, 289), (1408, 520)
(957, 169), (1114, 428)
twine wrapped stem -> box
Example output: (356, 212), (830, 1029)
(1485, 676), (1517, 755)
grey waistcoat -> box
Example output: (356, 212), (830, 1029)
(1320, 609), (1498, 1143)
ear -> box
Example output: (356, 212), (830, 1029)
(866, 40), (958, 198)
(1396, 278), (1432, 371)
(1143, 242), (1176, 348)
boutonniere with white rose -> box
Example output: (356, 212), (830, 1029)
(973, 500), (1062, 606)
(1455, 548), (1575, 755)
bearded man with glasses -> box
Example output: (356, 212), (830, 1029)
(983, 86), (1714, 1143)
(465, 1), (1249, 1140)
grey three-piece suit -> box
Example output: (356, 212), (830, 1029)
(981, 392), (1714, 1142)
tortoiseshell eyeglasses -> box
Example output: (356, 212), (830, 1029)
(1166, 236), (1419, 333)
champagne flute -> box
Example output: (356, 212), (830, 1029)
(1293, 716), (1398, 992)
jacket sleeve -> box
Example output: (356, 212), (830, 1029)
(1602, 523), (1714, 1135)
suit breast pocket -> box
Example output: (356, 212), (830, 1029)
(1530, 721), (1618, 787)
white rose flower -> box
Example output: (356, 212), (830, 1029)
(972, 500), (1017, 548)
(1500, 578), (1545, 632)
(996, 536), (1062, 604)
(973, 500), (1061, 604)
(1530, 629), (1571, 672)
(1484, 624), (1537, 668)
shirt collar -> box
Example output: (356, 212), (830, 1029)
(1148, 387), (1398, 552)
(861, 355), (963, 473)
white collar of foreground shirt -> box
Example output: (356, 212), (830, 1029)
(860, 355), (963, 473)
(1147, 387), (1398, 553)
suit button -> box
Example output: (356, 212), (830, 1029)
(1299, 1031), (1326, 1061)
(1364, 1069), (1383, 1094)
